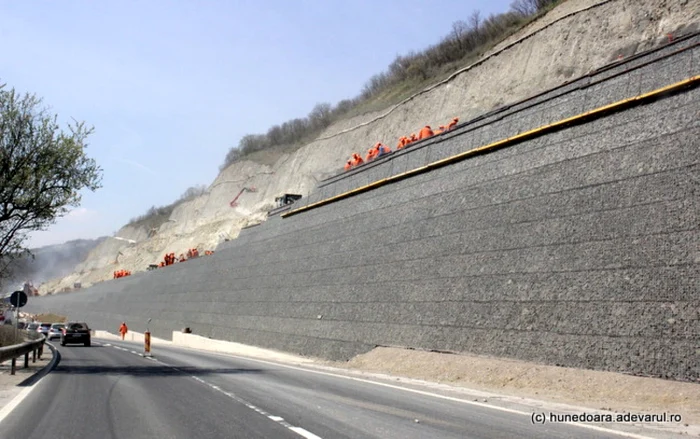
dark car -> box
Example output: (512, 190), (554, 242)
(61, 322), (91, 347)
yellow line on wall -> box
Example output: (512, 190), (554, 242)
(282, 75), (700, 218)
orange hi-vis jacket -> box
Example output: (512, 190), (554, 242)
(418, 126), (434, 140)
(365, 147), (378, 162)
(351, 153), (364, 166)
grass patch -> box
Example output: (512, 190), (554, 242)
(0, 326), (23, 347)
(32, 313), (67, 323)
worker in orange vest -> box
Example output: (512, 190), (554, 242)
(418, 125), (434, 140)
(119, 322), (128, 340)
(376, 143), (391, 157)
(365, 145), (378, 162)
(351, 153), (364, 167)
(396, 137), (405, 149)
(447, 117), (459, 130)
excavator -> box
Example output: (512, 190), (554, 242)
(230, 187), (256, 207)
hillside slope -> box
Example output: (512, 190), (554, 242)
(2, 237), (106, 292)
(40, 0), (700, 294)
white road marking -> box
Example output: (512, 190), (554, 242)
(289, 427), (324, 439)
(147, 347), (658, 439)
(0, 345), (57, 425)
(0, 385), (40, 425)
(106, 341), (655, 439)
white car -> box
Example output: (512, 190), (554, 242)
(37, 322), (52, 337)
(47, 323), (65, 341)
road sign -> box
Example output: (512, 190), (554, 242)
(10, 290), (27, 308)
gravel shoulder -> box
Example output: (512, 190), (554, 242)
(332, 347), (700, 427)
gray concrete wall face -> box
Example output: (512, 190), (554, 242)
(27, 48), (700, 381)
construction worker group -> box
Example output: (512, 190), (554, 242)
(113, 269), (131, 278)
(155, 248), (214, 268)
(114, 117), (461, 277)
(345, 117), (459, 171)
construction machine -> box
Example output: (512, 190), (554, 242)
(275, 194), (302, 208)
(230, 187), (257, 207)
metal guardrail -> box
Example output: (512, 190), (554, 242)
(0, 330), (46, 375)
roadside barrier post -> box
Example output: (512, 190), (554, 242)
(10, 358), (16, 375)
(144, 318), (152, 357)
(24, 352), (28, 368)
(32, 349), (36, 363)
(144, 331), (151, 357)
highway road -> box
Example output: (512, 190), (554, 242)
(0, 340), (636, 439)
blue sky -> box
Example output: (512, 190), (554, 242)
(0, 0), (513, 248)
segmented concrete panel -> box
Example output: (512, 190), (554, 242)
(27, 38), (700, 381)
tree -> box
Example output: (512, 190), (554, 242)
(0, 83), (102, 281)
(177, 185), (208, 202)
(307, 102), (333, 130)
(510, 0), (538, 16)
(450, 20), (469, 53)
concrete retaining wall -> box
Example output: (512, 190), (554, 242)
(27, 36), (700, 381)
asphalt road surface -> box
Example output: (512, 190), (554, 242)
(0, 340), (635, 439)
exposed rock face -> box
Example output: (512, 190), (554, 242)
(40, 0), (700, 293)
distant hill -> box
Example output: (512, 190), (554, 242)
(2, 237), (107, 292)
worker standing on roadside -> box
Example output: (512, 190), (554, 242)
(119, 322), (128, 340)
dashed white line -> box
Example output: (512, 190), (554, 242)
(170, 349), (661, 439)
(289, 427), (324, 439)
(108, 343), (323, 436)
(106, 344), (326, 438)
